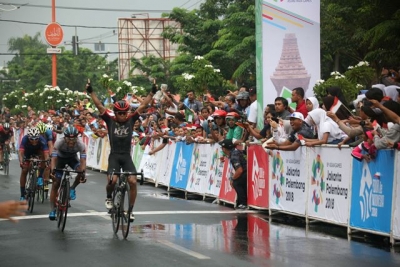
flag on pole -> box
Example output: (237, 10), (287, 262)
(329, 96), (342, 113)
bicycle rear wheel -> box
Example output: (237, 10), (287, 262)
(27, 172), (37, 213)
(111, 189), (120, 234)
(121, 183), (131, 239)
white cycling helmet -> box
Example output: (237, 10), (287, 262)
(27, 127), (40, 138)
(3, 122), (10, 129)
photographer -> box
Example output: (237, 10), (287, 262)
(380, 67), (400, 87)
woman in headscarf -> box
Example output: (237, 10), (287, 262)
(303, 109), (347, 146)
(305, 97), (319, 112)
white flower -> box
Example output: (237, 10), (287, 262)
(315, 79), (325, 85)
(65, 99), (69, 103)
(21, 105), (27, 108)
(356, 84), (364, 89)
(48, 96), (53, 99)
(348, 66), (354, 69)
(213, 69), (220, 73)
(56, 100), (62, 103)
(108, 78), (113, 82)
(102, 74), (109, 78)
(50, 87), (55, 91)
(204, 64), (213, 68)
(330, 71), (341, 76)
(194, 55), (204, 60)
(182, 73), (195, 81)
(44, 88), (49, 92)
(2, 97), (7, 101)
(59, 92), (65, 96)
(132, 89), (138, 94)
(40, 93), (43, 96)
(116, 87), (121, 92)
(15, 105), (20, 108)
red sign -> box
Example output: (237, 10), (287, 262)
(219, 160), (237, 204)
(247, 145), (269, 208)
(45, 22), (64, 46)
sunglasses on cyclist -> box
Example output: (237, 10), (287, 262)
(65, 137), (77, 141)
(29, 137), (39, 141)
(116, 111), (127, 116)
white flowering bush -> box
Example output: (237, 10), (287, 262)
(313, 61), (375, 104)
(173, 55), (225, 95)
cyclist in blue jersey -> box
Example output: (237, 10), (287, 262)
(18, 127), (50, 201)
(87, 81), (157, 222)
(36, 121), (54, 189)
(49, 126), (87, 220)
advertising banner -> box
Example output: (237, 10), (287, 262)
(269, 148), (307, 215)
(255, 0), (320, 127)
(138, 144), (158, 181)
(157, 141), (176, 187)
(350, 150), (395, 234)
(393, 151), (400, 238)
(186, 144), (212, 194)
(132, 141), (144, 168)
(205, 144), (224, 197)
(169, 142), (194, 190)
(307, 147), (352, 225)
(99, 136), (110, 172)
(219, 160), (237, 204)
(87, 137), (99, 168)
(247, 145), (269, 209)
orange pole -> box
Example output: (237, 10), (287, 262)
(51, 0), (57, 87)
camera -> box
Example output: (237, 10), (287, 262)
(203, 95), (208, 102)
(271, 117), (280, 123)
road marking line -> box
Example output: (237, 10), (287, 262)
(157, 240), (210, 259)
(0, 210), (258, 222)
(87, 209), (110, 220)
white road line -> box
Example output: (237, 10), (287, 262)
(0, 209), (258, 222)
(87, 209), (110, 220)
(157, 240), (210, 260)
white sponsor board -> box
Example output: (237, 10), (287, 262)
(307, 147), (352, 225)
(186, 144), (212, 194)
(205, 144), (224, 197)
(156, 141), (176, 186)
(269, 147), (307, 215)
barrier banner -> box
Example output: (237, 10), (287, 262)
(87, 137), (99, 168)
(247, 145), (269, 209)
(99, 136), (110, 172)
(186, 144), (212, 194)
(205, 144), (224, 197)
(222, 219), (238, 253)
(307, 147), (352, 225)
(219, 160), (236, 204)
(393, 151), (400, 238)
(139, 143), (158, 181)
(269, 148), (307, 215)
(157, 141), (176, 186)
(169, 142), (194, 190)
(248, 215), (270, 259)
(132, 141), (144, 168)
(350, 150), (395, 234)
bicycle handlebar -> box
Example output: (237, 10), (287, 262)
(53, 168), (85, 174)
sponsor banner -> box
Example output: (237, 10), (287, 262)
(87, 137), (99, 168)
(138, 144), (157, 181)
(307, 147), (352, 225)
(205, 144), (224, 197)
(247, 145), (269, 209)
(99, 135), (110, 172)
(350, 150), (395, 234)
(248, 215), (270, 259)
(169, 142), (194, 190)
(219, 159), (237, 204)
(157, 141), (176, 186)
(132, 140), (144, 168)
(256, 0), (320, 127)
(152, 139), (165, 183)
(393, 151), (400, 238)
(186, 144), (212, 194)
(269, 148), (307, 215)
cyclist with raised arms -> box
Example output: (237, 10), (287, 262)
(86, 80), (157, 222)
(49, 126), (87, 220)
(36, 121), (54, 189)
(0, 122), (13, 170)
(18, 127), (50, 201)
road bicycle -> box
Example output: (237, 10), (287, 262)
(53, 166), (85, 232)
(25, 158), (49, 213)
(109, 169), (144, 239)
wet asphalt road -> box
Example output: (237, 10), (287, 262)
(0, 157), (400, 267)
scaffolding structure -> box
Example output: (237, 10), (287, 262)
(118, 17), (180, 80)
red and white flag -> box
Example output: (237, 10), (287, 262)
(330, 96), (342, 113)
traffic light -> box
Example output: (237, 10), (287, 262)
(72, 36), (79, 55)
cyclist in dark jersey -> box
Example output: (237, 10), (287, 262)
(87, 81), (157, 222)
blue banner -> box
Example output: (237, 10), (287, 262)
(169, 142), (194, 190)
(350, 150), (395, 233)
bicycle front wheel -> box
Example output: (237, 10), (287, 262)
(27, 172), (37, 213)
(121, 183), (131, 239)
(57, 180), (69, 231)
(111, 189), (120, 234)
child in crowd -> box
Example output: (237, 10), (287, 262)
(351, 130), (377, 162)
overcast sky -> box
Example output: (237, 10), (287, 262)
(0, 0), (204, 66)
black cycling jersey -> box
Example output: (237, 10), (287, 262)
(101, 110), (139, 154)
